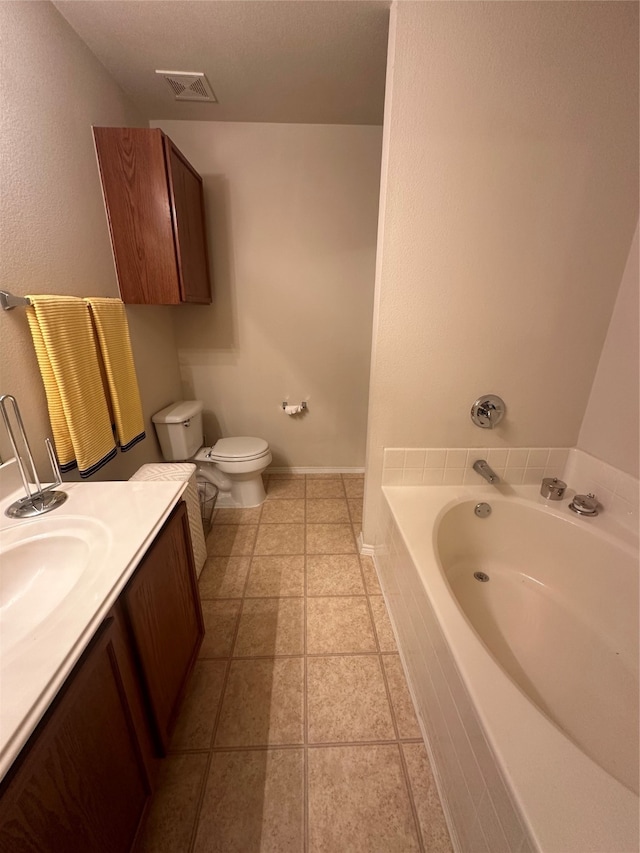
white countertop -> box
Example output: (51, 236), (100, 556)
(0, 462), (185, 782)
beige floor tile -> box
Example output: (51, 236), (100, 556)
(170, 660), (227, 750)
(254, 524), (305, 555)
(402, 742), (453, 852)
(360, 555), (382, 595)
(199, 599), (241, 658)
(382, 655), (422, 739)
(306, 554), (365, 596)
(369, 596), (398, 652)
(348, 499), (363, 523)
(136, 753), (208, 853)
(234, 598), (304, 657)
(198, 556), (250, 599)
(307, 473), (343, 479)
(306, 523), (356, 554)
(308, 745), (421, 853)
(193, 749), (304, 853)
(260, 498), (305, 523)
(306, 498), (350, 523)
(307, 655), (394, 743)
(344, 478), (365, 498)
(246, 555), (305, 597)
(341, 472), (365, 479)
(307, 597), (376, 654)
(207, 525), (257, 557)
(213, 507), (262, 525)
(306, 479), (346, 499)
(215, 658), (304, 746)
(266, 478), (306, 499)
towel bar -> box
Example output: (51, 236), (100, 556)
(0, 291), (31, 311)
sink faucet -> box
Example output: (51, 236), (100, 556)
(0, 394), (68, 518)
(473, 459), (500, 484)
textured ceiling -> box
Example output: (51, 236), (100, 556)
(53, 0), (390, 125)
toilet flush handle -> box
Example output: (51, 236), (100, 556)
(182, 418), (191, 428)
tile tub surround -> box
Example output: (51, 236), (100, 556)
(382, 446), (639, 534)
(382, 446), (570, 487)
(135, 473), (452, 853)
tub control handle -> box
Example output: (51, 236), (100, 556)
(540, 477), (566, 501)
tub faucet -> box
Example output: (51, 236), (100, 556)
(473, 459), (500, 484)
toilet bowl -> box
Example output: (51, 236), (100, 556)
(152, 401), (272, 508)
(194, 438), (272, 507)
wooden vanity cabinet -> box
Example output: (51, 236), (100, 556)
(0, 614), (152, 853)
(122, 500), (204, 753)
(0, 500), (204, 852)
(93, 126), (212, 305)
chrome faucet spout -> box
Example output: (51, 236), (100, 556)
(472, 459), (500, 484)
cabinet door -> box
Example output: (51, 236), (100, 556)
(122, 502), (204, 753)
(93, 127), (182, 304)
(0, 618), (151, 853)
(164, 138), (212, 304)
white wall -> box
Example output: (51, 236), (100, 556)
(578, 224), (639, 478)
(363, 1), (639, 542)
(151, 120), (382, 468)
(0, 1), (182, 478)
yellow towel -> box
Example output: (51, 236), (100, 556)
(84, 297), (146, 453)
(26, 295), (117, 477)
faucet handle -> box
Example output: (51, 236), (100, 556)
(470, 395), (506, 429)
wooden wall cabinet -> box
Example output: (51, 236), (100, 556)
(0, 501), (203, 852)
(93, 127), (212, 305)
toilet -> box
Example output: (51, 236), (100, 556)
(152, 401), (272, 507)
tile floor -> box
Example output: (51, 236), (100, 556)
(135, 473), (453, 853)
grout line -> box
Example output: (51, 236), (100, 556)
(398, 741), (427, 853)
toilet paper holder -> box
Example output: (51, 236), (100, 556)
(282, 401), (308, 413)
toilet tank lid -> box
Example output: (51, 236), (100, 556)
(152, 400), (203, 424)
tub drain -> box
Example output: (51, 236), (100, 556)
(474, 571), (490, 582)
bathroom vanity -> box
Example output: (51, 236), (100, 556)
(0, 473), (204, 852)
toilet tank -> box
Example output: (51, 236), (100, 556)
(152, 401), (204, 461)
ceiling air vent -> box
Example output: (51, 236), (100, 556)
(156, 71), (217, 103)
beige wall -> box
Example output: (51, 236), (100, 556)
(363, 1), (639, 542)
(578, 223), (639, 478)
(151, 120), (382, 468)
(0, 1), (182, 479)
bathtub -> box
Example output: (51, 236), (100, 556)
(376, 484), (639, 852)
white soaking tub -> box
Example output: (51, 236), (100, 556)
(376, 484), (639, 853)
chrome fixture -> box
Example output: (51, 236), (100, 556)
(473, 459), (500, 484)
(470, 395), (506, 429)
(474, 502), (492, 518)
(0, 395), (67, 518)
(474, 571), (490, 582)
(540, 477), (567, 501)
(0, 290), (31, 311)
(281, 401), (308, 411)
(569, 493), (599, 517)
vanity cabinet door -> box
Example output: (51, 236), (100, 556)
(122, 501), (204, 753)
(0, 617), (151, 853)
(93, 126), (212, 305)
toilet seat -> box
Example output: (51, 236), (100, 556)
(204, 436), (269, 463)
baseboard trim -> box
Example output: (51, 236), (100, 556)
(357, 531), (376, 556)
(267, 467), (365, 475)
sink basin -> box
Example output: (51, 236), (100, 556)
(0, 516), (111, 653)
